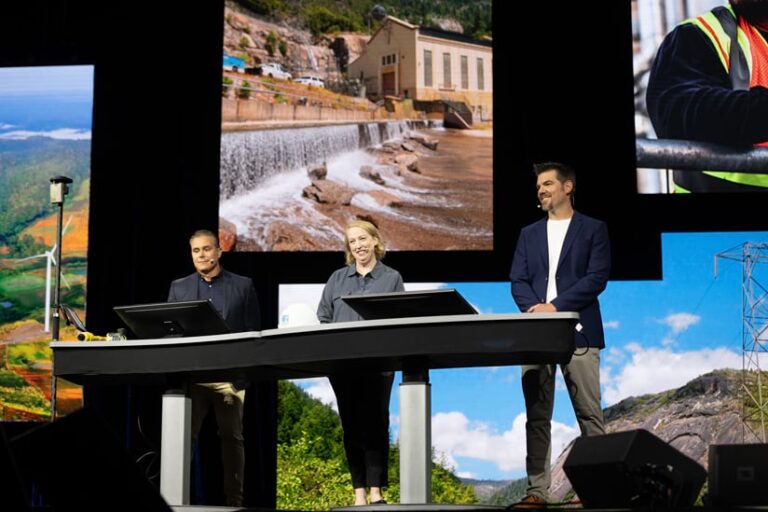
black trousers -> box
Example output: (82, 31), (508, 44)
(330, 372), (394, 488)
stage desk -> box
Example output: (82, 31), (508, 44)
(51, 312), (578, 506)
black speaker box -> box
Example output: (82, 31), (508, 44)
(708, 443), (768, 505)
(563, 429), (706, 508)
(10, 407), (171, 511)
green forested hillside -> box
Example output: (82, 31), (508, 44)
(234, 0), (491, 38)
(483, 477), (526, 505)
(0, 138), (90, 256)
(276, 380), (477, 509)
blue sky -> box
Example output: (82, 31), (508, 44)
(280, 233), (767, 480)
(0, 65), (93, 137)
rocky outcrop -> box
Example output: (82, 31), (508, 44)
(486, 369), (760, 505)
(302, 180), (355, 205)
(224, 1), (351, 83)
(407, 132), (439, 151)
(265, 221), (324, 251)
(394, 153), (419, 173)
(307, 162), (327, 181)
(359, 165), (385, 185)
(219, 217), (238, 251)
(548, 369), (758, 502)
(365, 190), (403, 208)
(432, 16), (464, 34)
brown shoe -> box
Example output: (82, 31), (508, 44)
(509, 494), (547, 510)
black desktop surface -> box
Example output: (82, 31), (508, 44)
(113, 300), (231, 339)
(341, 288), (477, 320)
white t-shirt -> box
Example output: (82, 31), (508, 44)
(546, 218), (571, 303)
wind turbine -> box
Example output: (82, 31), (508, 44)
(16, 215), (73, 333)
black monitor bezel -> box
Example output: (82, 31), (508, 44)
(341, 288), (478, 320)
(113, 300), (232, 339)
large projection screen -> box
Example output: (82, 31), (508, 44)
(218, 1), (493, 251)
(0, 65), (94, 420)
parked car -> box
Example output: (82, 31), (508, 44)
(222, 54), (246, 73)
(259, 63), (292, 80)
(294, 76), (325, 88)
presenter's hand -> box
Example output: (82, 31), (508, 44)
(527, 303), (557, 313)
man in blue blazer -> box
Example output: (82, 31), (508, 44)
(509, 163), (610, 508)
(168, 229), (260, 507)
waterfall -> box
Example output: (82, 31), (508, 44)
(217, 120), (492, 252)
(220, 121), (411, 200)
(305, 45), (318, 72)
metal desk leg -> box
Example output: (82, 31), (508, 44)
(399, 366), (431, 503)
(160, 389), (191, 505)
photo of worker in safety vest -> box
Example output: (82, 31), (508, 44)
(633, 0), (768, 193)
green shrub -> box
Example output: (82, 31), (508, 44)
(238, 80), (252, 99)
(277, 436), (352, 510)
(222, 76), (234, 97)
(266, 31), (278, 57)
(304, 6), (362, 37)
(0, 370), (26, 387)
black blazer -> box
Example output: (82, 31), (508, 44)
(167, 269), (261, 332)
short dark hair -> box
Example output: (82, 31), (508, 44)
(533, 161), (576, 203)
(189, 229), (219, 248)
(533, 162), (576, 184)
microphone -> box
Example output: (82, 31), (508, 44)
(77, 331), (108, 341)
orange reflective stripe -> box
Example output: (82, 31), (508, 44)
(698, 16), (730, 67)
(679, 8), (768, 188)
(744, 20), (768, 86)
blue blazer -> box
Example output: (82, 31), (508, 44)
(509, 211), (611, 348)
(168, 269), (261, 332)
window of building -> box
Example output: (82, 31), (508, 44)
(382, 56), (387, 65)
(477, 58), (485, 90)
(424, 50), (433, 87)
(443, 53), (451, 88)
(461, 55), (469, 89)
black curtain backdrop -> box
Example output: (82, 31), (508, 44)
(3, 0), (768, 507)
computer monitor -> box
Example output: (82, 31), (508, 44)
(113, 300), (231, 339)
(341, 288), (477, 320)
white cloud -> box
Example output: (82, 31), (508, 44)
(0, 122), (15, 129)
(456, 471), (475, 479)
(0, 128), (91, 140)
(660, 312), (701, 334)
(603, 320), (620, 329)
(426, 411), (579, 474)
(602, 346), (740, 405)
(603, 346), (626, 365)
(294, 377), (337, 411)
(660, 337), (676, 347)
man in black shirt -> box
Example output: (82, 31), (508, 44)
(168, 229), (260, 506)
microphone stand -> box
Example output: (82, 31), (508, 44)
(49, 176), (72, 422)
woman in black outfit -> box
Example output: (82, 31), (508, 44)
(317, 220), (404, 506)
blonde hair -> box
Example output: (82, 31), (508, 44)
(343, 220), (386, 265)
